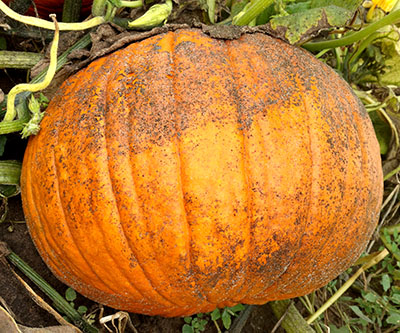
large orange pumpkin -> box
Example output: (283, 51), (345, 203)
(21, 29), (383, 317)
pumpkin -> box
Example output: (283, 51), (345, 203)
(4, 0), (92, 18)
(20, 29), (383, 317)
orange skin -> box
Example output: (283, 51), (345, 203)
(21, 29), (383, 317)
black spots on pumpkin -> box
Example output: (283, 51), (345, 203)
(190, 251), (245, 292)
(152, 43), (162, 52)
(128, 107), (181, 153)
(247, 240), (292, 277)
(175, 38), (223, 61)
(294, 216), (303, 226)
(237, 111), (254, 132)
(325, 137), (336, 151)
(174, 40), (195, 53)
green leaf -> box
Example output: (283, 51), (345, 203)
(386, 312), (400, 325)
(286, 2), (311, 14)
(369, 110), (392, 155)
(390, 293), (400, 304)
(349, 305), (374, 324)
(0, 184), (20, 198)
(221, 309), (232, 329)
(394, 227), (399, 240)
(65, 288), (77, 302)
(328, 324), (351, 333)
(387, 262), (395, 274)
(184, 317), (192, 324)
(77, 305), (88, 315)
(393, 270), (400, 281)
(182, 324), (194, 333)
(198, 319), (208, 330)
(267, 1), (363, 44)
(38, 93), (49, 108)
(379, 55), (400, 85)
(211, 309), (221, 321)
(310, 0), (360, 11)
(363, 292), (378, 303)
(228, 303), (245, 313)
(381, 273), (391, 292)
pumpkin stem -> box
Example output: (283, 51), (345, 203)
(3, 15), (59, 123)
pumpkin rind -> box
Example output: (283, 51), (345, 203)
(21, 29), (383, 317)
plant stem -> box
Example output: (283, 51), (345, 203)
(303, 9), (400, 51)
(0, 32), (92, 126)
(348, 32), (380, 65)
(0, 107), (30, 135)
(62, 0), (82, 22)
(232, 0), (274, 26)
(127, 0), (172, 30)
(0, 103), (30, 134)
(32, 33), (92, 85)
(5, 248), (98, 333)
(92, 0), (107, 16)
(306, 249), (389, 324)
(270, 300), (315, 332)
(4, 15), (59, 122)
(0, 51), (43, 69)
(0, 0), (104, 30)
(384, 164), (400, 181)
(120, 0), (142, 8)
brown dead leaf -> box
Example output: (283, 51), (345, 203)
(1, 304), (77, 333)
